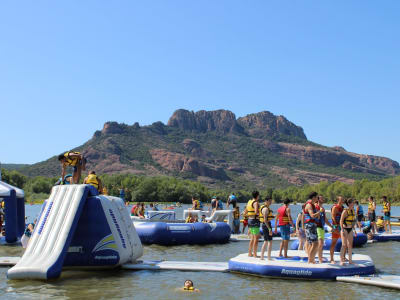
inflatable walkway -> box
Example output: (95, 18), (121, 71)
(7, 185), (143, 280)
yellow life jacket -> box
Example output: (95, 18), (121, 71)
(233, 209), (240, 219)
(183, 287), (194, 291)
(86, 174), (99, 189)
(383, 202), (390, 213)
(193, 200), (200, 210)
(246, 199), (258, 218)
(102, 187), (108, 195)
(344, 208), (355, 226)
(259, 205), (273, 223)
(368, 201), (375, 212)
(64, 151), (81, 166)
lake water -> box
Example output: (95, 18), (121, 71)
(0, 203), (399, 299)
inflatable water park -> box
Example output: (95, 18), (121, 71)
(0, 182), (400, 290)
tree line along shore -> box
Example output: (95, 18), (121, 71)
(1, 168), (400, 205)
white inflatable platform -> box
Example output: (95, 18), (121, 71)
(123, 260), (229, 272)
(229, 250), (375, 280)
(337, 274), (400, 290)
(7, 185), (143, 280)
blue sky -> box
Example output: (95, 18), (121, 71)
(1, 1), (399, 164)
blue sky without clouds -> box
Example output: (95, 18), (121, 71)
(1, 1), (399, 164)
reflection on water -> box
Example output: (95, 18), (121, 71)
(0, 204), (399, 299)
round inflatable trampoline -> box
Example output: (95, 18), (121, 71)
(134, 222), (231, 246)
(228, 250), (375, 280)
(290, 233), (367, 251)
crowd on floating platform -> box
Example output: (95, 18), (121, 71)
(244, 191), (393, 265)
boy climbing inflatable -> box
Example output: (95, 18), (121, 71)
(58, 151), (86, 184)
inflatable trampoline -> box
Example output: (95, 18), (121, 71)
(290, 233), (368, 251)
(229, 250), (375, 280)
(134, 222), (231, 246)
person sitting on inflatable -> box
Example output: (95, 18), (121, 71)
(192, 195), (201, 210)
(83, 171), (103, 193)
(185, 213), (198, 223)
(58, 151), (86, 184)
(182, 280), (199, 292)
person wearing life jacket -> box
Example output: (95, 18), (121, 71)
(58, 151), (86, 184)
(83, 171), (103, 194)
(275, 198), (294, 258)
(232, 206), (241, 234)
(241, 209), (249, 234)
(102, 186), (108, 195)
(368, 196), (378, 234)
(245, 191), (260, 258)
(330, 196), (344, 264)
(296, 206), (306, 251)
(185, 213), (197, 223)
(382, 196), (392, 234)
(55, 173), (73, 185)
(315, 196), (332, 263)
(192, 195), (201, 210)
(355, 200), (364, 233)
(260, 197), (274, 260)
(131, 203), (139, 216)
(137, 203), (145, 219)
(182, 279), (199, 292)
(303, 192), (322, 264)
(339, 199), (357, 265)
(227, 193), (237, 208)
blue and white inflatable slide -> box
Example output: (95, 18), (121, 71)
(7, 185), (143, 280)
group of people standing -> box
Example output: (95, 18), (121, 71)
(244, 191), (393, 266)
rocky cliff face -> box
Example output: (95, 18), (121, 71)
(167, 109), (306, 139)
(167, 109), (242, 133)
(238, 111), (307, 139)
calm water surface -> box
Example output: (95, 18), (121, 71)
(0, 204), (399, 299)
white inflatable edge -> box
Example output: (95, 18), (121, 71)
(99, 195), (143, 263)
(337, 275), (400, 290)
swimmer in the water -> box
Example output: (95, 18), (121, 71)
(182, 279), (199, 292)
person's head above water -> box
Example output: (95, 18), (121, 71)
(58, 154), (66, 162)
(184, 279), (194, 290)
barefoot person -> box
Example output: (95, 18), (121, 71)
(330, 196), (345, 263)
(340, 199), (357, 265)
(303, 192), (321, 264)
(58, 151), (86, 184)
(260, 197), (274, 260)
(275, 198), (294, 258)
(382, 196), (392, 234)
(368, 196), (378, 234)
(315, 196), (332, 263)
(245, 191), (260, 257)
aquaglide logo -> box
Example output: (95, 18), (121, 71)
(281, 269), (312, 276)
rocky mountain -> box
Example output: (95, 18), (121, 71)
(19, 109), (400, 189)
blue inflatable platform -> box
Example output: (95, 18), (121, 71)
(290, 233), (368, 251)
(229, 250), (375, 280)
(134, 222), (231, 246)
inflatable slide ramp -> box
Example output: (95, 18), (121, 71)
(7, 185), (142, 280)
